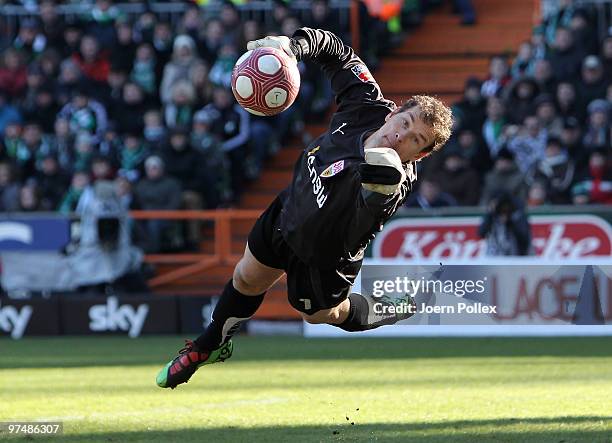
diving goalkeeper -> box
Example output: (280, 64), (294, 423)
(157, 27), (452, 389)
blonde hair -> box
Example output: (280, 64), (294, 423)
(399, 95), (453, 153)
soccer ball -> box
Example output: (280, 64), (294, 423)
(231, 47), (300, 116)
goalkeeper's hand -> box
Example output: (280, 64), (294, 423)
(359, 147), (406, 195)
(246, 36), (297, 64)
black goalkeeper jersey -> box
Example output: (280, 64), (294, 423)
(279, 28), (417, 270)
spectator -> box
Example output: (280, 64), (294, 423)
(405, 178), (457, 209)
(0, 48), (28, 99)
(532, 58), (557, 96)
(199, 18), (224, 66)
(568, 8), (598, 56)
(114, 82), (149, 135)
(219, 2), (242, 45)
(14, 122), (48, 180)
(98, 122), (120, 164)
(191, 109), (230, 207)
(55, 58), (82, 105)
(527, 180), (548, 207)
(164, 80), (196, 128)
(546, 27), (585, 83)
(178, 4), (205, 43)
(571, 150), (612, 204)
(200, 86), (251, 199)
(58, 170), (91, 213)
(209, 42), (238, 89)
(18, 183), (43, 212)
(160, 34), (202, 104)
(0, 91), (21, 136)
(152, 21), (174, 71)
(58, 87), (108, 142)
(479, 191), (531, 256)
(130, 43), (157, 97)
(46, 117), (74, 172)
(163, 126), (205, 248)
(72, 34), (110, 85)
(577, 55), (609, 111)
(133, 10), (157, 46)
(61, 21), (84, 59)
(118, 132), (148, 182)
(13, 18), (46, 62)
(560, 117), (586, 168)
(22, 84), (58, 134)
(533, 94), (563, 139)
(482, 96), (507, 157)
(480, 147), (528, 205)
(582, 99), (611, 152)
(161, 126), (202, 193)
(555, 81), (584, 123)
(481, 55), (511, 98)
(39, 0), (66, 53)
(534, 137), (575, 204)
(452, 77), (486, 134)
(134, 155), (182, 252)
(508, 115), (547, 176)
(35, 154), (70, 210)
(453, 127), (491, 178)
(0, 162), (20, 212)
(110, 18), (136, 73)
(511, 41), (536, 79)
(91, 156), (115, 183)
(143, 109), (167, 152)
(86, 0), (123, 47)
(38, 48), (61, 79)
(73, 132), (96, 173)
(433, 147), (481, 205)
(3, 121), (22, 160)
(503, 77), (540, 124)
(602, 36), (612, 80)
(189, 61), (213, 108)
(101, 64), (128, 109)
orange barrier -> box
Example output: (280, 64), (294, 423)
(130, 209), (261, 288)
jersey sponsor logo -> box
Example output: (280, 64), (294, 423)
(307, 152), (329, 208)
(351, 64), (372, 83)
(321, 160), (345, 178)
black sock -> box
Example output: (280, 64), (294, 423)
(335, 293), (405, 332)
(194, 279), (265, 351)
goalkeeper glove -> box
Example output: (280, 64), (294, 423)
(360, 147), (406, 196)
(246, 36), (298, 65)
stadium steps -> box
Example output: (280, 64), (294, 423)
(150, 0), (535, 319)
(379, 0), (535, 101)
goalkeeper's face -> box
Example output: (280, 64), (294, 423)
(366, 106), (435, 163)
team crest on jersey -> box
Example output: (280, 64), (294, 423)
(351, 64), (371, 83)
(321, 160), (345, 178)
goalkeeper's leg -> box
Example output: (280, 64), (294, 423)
(156, 245), (283, 388)
(302, 292), (415, 331)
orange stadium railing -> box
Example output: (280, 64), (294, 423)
(130, 209), (261, 288)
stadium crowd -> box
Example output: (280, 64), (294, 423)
(0, 0), (397, 251)
(1, 0), (610, 252)
(410, 1), (612, 210)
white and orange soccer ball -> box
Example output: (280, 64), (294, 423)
(231, 47), (300, 116)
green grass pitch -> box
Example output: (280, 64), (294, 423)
(1, 336), (612, 442)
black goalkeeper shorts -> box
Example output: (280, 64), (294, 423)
(247, 194), (361, 315)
